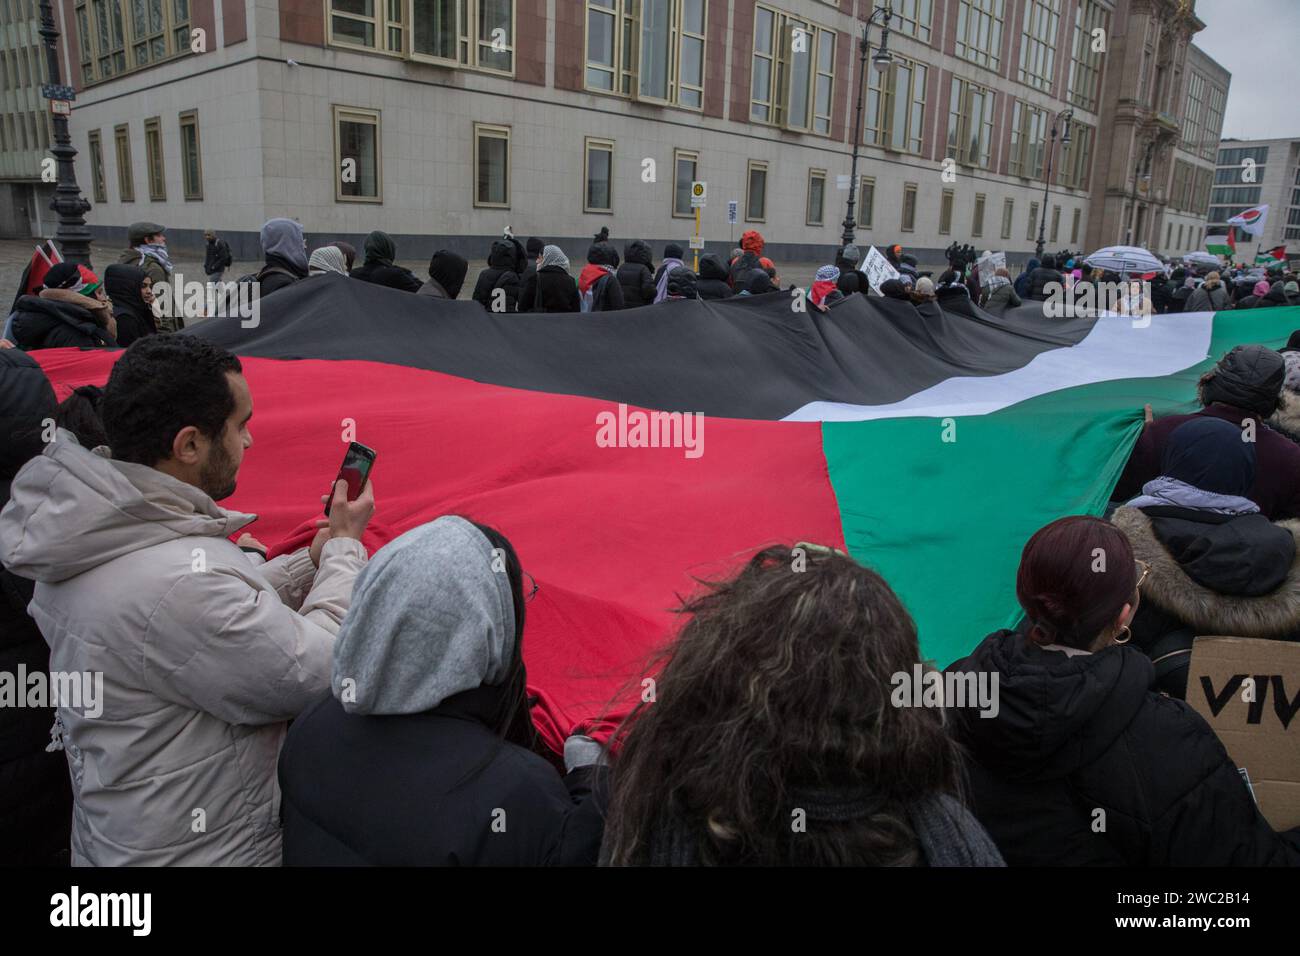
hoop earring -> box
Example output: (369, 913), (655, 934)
(1114, 625), (1132, 645)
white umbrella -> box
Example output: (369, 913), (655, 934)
(1084, 245), (1164, 275)
(1182, 250), (1222, 269)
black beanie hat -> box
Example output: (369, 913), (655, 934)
(1201, 345), (1284, 417)
(526, 237), (544, 256)
(664, 242), (684, 260)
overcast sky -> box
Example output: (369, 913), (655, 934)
(1191, 0), (1298, 140)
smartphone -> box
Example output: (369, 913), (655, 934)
(324, 441), (376, 516)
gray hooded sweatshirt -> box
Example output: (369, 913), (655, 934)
(260, 218), (309, 273)
(331, 515), (514, 715)
(0, 433), (367, 865)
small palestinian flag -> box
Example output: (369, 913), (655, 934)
(1205, 228), (1235, 257)
(28, 283), (1300, 750)
(1256, 245), (1288, 264)
(8, 239), (62, 315)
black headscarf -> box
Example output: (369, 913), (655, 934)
(1201, 345), (1284, 418)
(428, 250), (469, 300)
(103, 264), (157, 346)
(1161, 417), (1256, 497)
(363, 230), (397, 266)
(745, 271), (775, 295)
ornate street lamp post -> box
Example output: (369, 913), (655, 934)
(1034, 107), (1073, 260)
(841, 4), (896, 250)
(38, 0), (94, 266)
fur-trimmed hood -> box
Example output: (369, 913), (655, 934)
(1267, 388), (1300, 444)
(1113, 506), (1300, 638)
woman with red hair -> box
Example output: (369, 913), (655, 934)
(947, 515), (1300, 866)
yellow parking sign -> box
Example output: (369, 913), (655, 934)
(690, 181), (707, 208)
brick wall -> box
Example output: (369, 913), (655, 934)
(280, 0), (323, 47)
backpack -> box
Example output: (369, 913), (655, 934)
(728, 252), (762, 290)
(581, 273), (616, 313)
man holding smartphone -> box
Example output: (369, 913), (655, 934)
(0, 335), (374, 866)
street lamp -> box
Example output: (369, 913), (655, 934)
(37, 0), (93, 266)
(841, 4), (895, 250)
(1034, 107), (1072, 260)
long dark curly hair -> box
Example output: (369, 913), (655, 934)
(602, 545), (962, 865)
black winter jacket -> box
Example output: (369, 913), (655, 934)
(10, 293), (117, 350)
(616, 241), (657, 308)
(472, 240), (524, 312)
(948, 629), (1300, 866)
(696, 255), (733, 300)
(203, 238), (233, 275)
(519, 265), (580, 313)
(279, 688), (606, 865)
(257, 254), (308, 297)
(1113, 505), (1300, 698)
(0, 350), (72, 865)
(836, 269), (867, 297)
(350, 260), (423, 293)
(1026, 266), (1065, 300)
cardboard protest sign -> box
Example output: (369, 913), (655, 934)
(1187, 636), (1300, 831)
(863, 246), (900, 294)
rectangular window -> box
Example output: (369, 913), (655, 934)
(473, 121), (509, 207)
(1067, 0), (1107, 111)
(1165, 221), (1172, 250)
(1071, 206), (1080, 244)
(1202, 86), (1225, 162)
(947, 77), (995, 168)
(1027, 201), (1039, 241)
(78, 0), (191, 84)
(1183, 72), (1206, 154)
(865, 54), (927, 154)
(746, 159), (767, 222)
(87, 129), (107, 203)
(335, 106), (382, 202)
(337, 1), (514, 73)
(1049, 204), (1060, 243)
(857, 175), (874, 229)
(901, 182), (917, 232)
(584, 137), (613, 213)
(875, 0), (932, 43)
(586, 0), (705, 110)
(672, 147), (697, 217)
(113, 123), (133, 201)
(751, 5), (834, 134)
(144, 116), (165, 201)
(179, 109), (202, 200)
(1001, 197), (1014, 239)
(955, 0), (1004, 71)
(806, 168), (825, 226)
(939, 189), (953, 235)
(972, 193), (985, 237)
(1018, 0), (1060, 92)
(1009, 101), (1047, 179)
(1057, 121), (1093, 190)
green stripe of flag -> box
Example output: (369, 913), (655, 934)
(822, 306), (1300, 665)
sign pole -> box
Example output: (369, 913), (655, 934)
(694, 206), (700, 272)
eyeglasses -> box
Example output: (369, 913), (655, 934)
(1135, 560), (1151, 591)
(523, 571), (538, 603)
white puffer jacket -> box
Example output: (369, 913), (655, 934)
(0, 434), (367, 865)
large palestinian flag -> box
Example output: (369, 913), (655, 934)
(30, 279), (1300, 752)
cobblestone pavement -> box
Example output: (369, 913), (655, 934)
(1, 237), (890, 313)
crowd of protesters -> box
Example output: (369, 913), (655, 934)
(2, 219), (1300, 866)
